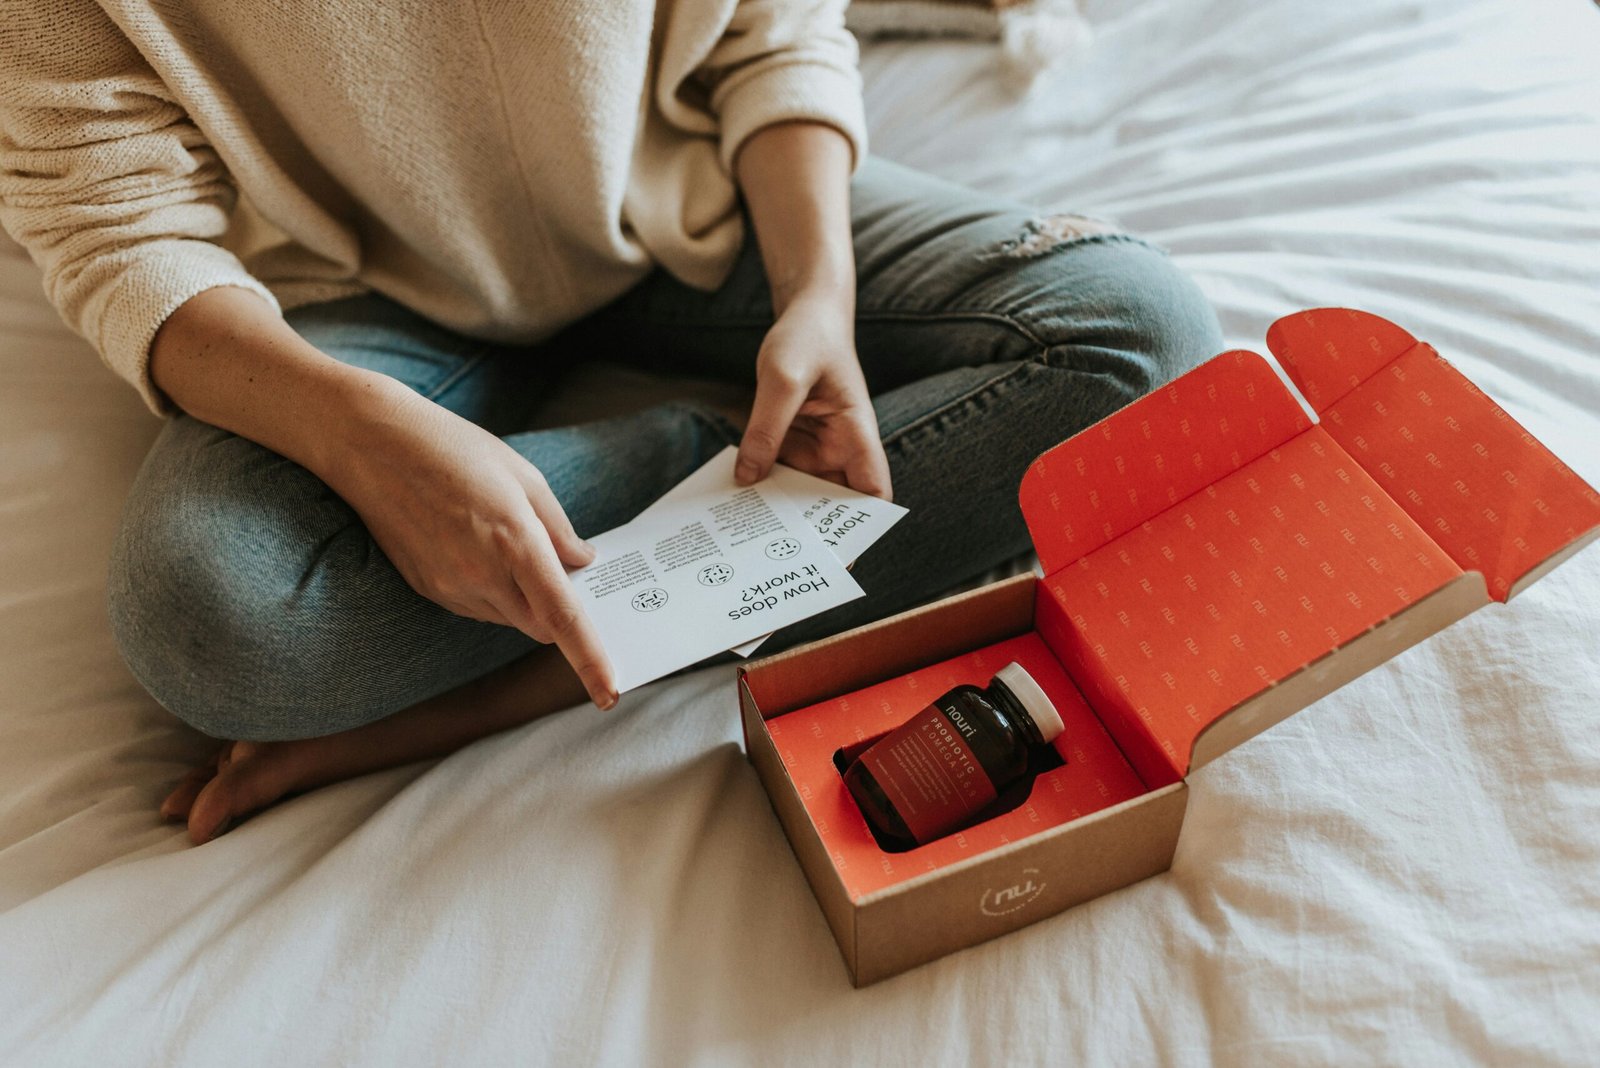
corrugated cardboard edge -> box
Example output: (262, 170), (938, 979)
(850, 781), (1188, 986)
(735, 575), (1040, 984)
(739, 673), (860, 978)
(1506, 528), (1600, 601)
(1188, 570), (1490, 772)
(737, 572), (1038, 717)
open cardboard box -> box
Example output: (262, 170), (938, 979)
(737, 308), (1600, 986)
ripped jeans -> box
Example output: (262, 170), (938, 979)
(107, 156), (1224, 741)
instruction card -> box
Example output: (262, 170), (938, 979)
(569, 448), (903, 692)
(636, 447), (908, 657)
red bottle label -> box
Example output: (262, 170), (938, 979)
(864, 700), (999, 844)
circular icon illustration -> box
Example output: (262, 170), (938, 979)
(698, 563), (734, 586)
(765, 537), (802, 560)
(630, 588), (668, 612)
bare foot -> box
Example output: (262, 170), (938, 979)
(160, 739), (321, 844)
(158, 644), (590, 844)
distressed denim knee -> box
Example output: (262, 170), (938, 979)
(991, 226), (1224, 398)
(106, 417), (527, 742)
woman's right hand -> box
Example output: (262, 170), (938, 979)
(148, 286), (617, 710)
(318, 377), (618, 709)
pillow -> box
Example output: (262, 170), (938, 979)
(845, 0), (1094, 87)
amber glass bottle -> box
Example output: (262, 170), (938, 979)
(843, 662), (1065, 849)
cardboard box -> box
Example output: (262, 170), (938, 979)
(737, 308), (1600, 986)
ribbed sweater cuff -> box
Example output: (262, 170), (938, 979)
(716, 60), (869, 175)
(95, 240), (283, 417)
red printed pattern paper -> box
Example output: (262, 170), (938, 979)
(1315, 344), (1600, 601)
(1030, 307), (1597, 779)
(1020, 350), (1312, 577)
(1042, 427), (1461, 784)
(1264, 305), (1417, 410)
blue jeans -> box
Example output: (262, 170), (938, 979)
(107, 158), (1223, 742)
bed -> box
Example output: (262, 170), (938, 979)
(3, 0), (1598, 1063)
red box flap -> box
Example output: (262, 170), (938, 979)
(1019, 349), (1313, 576)
(1041, 426), (1464, 784)
(1270, 309), (1600, 601)
(1023, 308), (1599, 780)
(1265, 306), (1418, 411)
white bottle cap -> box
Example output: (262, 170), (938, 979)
(994, 662), (1064, 743)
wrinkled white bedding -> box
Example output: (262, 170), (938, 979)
(3, 1), (1598, 1063)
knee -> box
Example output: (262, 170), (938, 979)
(1112, 241), (1224, 388)
(1001, 228), (1224, 395)
(106, 426), (407, 740)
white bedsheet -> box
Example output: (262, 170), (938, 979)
(3, 0), (1598, 1063)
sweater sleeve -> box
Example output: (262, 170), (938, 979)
(0, 0), (282, 417)
(695, 0), (868, 175)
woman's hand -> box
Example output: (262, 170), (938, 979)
(736, 292), (892, 499)
(149, 286), (617, 711)
(322, 380), (618, 709)
(732, 122), (891, 500)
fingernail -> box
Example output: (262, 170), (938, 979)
(735, 461), (759, 484)
(597, 690), (618, 711)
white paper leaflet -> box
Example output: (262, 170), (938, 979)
(637, 447), (909, 657)
(568, 447), (906, 691)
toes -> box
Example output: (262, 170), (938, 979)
(185, 746), (295, 845)
(215, 739), (257, 773)
(159, 768), (212, 821)
(186, 777), (234, 844)
(160, 742), (232, 821)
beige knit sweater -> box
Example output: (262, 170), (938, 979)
(0, 1), (867, 415)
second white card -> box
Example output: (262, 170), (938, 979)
(569, 453), (864, 692)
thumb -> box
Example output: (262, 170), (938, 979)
(737, 373), (805, 485)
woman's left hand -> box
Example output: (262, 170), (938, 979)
(735, 291), (893, 501)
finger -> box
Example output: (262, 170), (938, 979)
(520, 470), (596, 569)
(769, 429), (850, 491)
(737, 372), (807, 485)
(504, 546), (618, 710)
(844, 419), (894, 501)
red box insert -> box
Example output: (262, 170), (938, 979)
(767, 631), (1146, 899)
